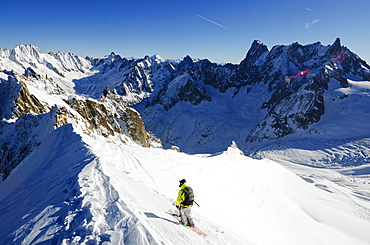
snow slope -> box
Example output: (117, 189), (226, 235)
(247, 78), (370, 171)
(1, 123), (370, 244)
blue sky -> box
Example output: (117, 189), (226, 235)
(2, 0), (369, 64)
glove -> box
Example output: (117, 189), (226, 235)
(176, 205), (180, 210)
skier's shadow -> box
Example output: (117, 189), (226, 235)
(144, 212), (178, 225)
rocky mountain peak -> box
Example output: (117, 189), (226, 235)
(327, 37), (342, 55)
(14, 44), (42, 55)
(177, 55), (194, 70)
(9, 44), (43, 64)
(240, 39), (269, 66)
(150, 54), (165, 63)
(53, 50), (92, 72)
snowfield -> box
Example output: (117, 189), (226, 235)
(1, 123), (370, 244)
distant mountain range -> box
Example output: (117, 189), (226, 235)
(1, 38), (370, 180)
(75, 38), (370, 154)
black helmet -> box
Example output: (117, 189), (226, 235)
(179, 179), (186, 187)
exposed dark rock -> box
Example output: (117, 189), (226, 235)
(24, 67), (40, 78)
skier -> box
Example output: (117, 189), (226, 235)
(176, 179), (195, 227)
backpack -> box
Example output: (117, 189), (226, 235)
(181, 186), (194, 206)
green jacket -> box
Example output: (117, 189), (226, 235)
(176, 183), (192, 207)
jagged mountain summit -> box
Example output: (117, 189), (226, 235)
(1, 38), (370, 157)
(59, 39), (369, 155)
(127, 38), (369, 155)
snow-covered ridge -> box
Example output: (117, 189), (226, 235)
(0, 44), (94, 95)
(2, 44), (92, 73)
(1, 122), (370, 244)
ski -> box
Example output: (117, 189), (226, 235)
(166, 211), (207, 236)
(189, 226), (207, 236)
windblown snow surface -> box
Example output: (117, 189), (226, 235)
(1, 122), (370, 245)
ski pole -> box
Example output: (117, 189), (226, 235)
(194, 201), (200, 207)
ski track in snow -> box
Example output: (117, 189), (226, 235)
(84, 135), (253, 245)
(82, 135), (370, 245)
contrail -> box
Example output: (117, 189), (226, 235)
(197, 14), (226, 29)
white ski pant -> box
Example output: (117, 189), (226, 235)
(180, 206), (194, 226)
